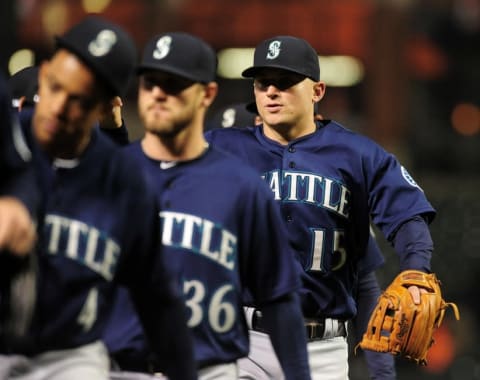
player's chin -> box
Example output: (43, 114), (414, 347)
(144, 122), (172, 136)
(263, 115), (288, 128)
(33, 122), (57, 148)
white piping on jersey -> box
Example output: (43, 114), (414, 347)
(12, 118), (32, 162)
(159, 161), (177, 170)
(53, 157), (80, 169)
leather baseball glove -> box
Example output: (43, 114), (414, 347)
(358, 270), (460, 365)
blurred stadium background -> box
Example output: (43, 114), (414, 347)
(1, 0), (479, 378)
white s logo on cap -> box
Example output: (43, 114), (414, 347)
(267, 41), (281, 60)
(222, 108), (236, 128)
(88, 30), (117, 57)
(153, 36), (172, 60)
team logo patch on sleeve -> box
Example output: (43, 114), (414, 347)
(401, 166), (422, 190)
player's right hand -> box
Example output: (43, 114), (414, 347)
(0, 197), (36, 255)
(98, 96), (124, 129)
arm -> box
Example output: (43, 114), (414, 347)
(353, 271), (396, 380)
(130, 284), (197, 380)
(97, 96), (130, 145)
(125, 228), (196, 379)
(391, 215), (433, 272)
(260, 292), (311, 380)
(0, 75), (38, 256)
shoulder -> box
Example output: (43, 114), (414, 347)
(206, 146), (274, 195)
(319, 120), (392, 160)
(205, 126), (256, 142)
(98, 138), (152, 195)
(206, 146), (266, 181)
(321, 120), (381, 147)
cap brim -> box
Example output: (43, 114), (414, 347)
(242, 65), (313, 80)
(136, 64), (202, 83)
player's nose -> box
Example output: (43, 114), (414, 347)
(265, 84), (280, 96)
(148, 85), (169, 101)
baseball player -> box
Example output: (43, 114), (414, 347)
(104, 32), (311, 380)
(214, 100), (397, 379)
(205, 35), (435, 379)
(236, 94), (397, 379)
(0, 16), (197, 380)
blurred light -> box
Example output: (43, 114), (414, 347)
(217, 48), (254, 79)
(451, 103), (480, 136)
(82, 0), (112, 13)
(42, 0), (68, 37)
(320, 56), (364, 87)
(217, 48), (364, 87)
(423, 324), (456, 374)
(8, 49), (36, 76)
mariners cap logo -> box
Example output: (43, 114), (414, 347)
(266, 40), (281, 60)
(88, 29), (117, 57)
(222, 108), (236, 128)
(153, 36), (172, 60)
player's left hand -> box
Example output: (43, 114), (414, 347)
(99, 96), (123, 129)
(408, 285), (427, 304)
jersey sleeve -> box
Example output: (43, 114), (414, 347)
(364, 143), (436, 240)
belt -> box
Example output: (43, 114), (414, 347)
(248, 309), (346, 341)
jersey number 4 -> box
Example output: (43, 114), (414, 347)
(77, 287), (98, 332)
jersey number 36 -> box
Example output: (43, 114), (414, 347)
(184, 280), (236, 333)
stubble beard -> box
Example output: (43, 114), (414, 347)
(143, 113), (190, 139)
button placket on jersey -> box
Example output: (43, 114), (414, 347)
(284, 143), (297, 222)
(162, 180), (174, 209)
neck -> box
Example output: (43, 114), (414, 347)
(43, 131), (92, 160)
(141, 127), (207, 162)
(263, 120), (317, 145)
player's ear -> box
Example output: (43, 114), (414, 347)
(313, 81), (326, 103)
(202, 82), (218, 107)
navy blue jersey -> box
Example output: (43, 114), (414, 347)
(7, 126), (180, 355)
(205, 121), (435, 320)
(110, 141), (300, 367)
(0, 73), (29, 174)
(0, 73), (36, 209)
(358, 233), (385, 277)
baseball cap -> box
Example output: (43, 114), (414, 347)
(242, 36), (320, 81)
(8, 66), (39, 109)
(209, 102), (256, 129)
(55, 15), (137, 97)
(137, 32), (217, 83)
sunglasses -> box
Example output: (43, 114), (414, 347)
(140, 73), (196, 95)
(253, 73), (306, 91)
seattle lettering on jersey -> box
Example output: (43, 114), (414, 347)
(262, 170), (351, 219)
(160, 211), (237, 271)
(44, 214), (120, 281)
